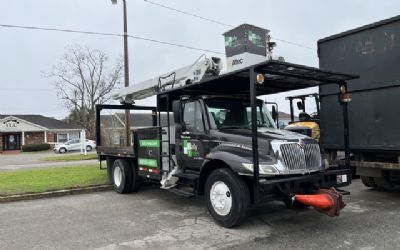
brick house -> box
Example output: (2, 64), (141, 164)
(0, 115), (83, 152)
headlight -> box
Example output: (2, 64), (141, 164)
(242, 163), (280, 175)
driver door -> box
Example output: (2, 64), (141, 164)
(176, 100), (208, 170)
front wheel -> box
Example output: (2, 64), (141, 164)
(59, 147), (67, 154)
(205, 168), (250, 228)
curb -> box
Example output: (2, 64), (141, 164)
(0, 184), (113, 203)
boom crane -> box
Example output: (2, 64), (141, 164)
(113, 55), (222, 103)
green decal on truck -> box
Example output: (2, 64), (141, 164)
(183, 140), (200, 157)
(139, 140), (160, 147)
(138, 158), (158, 168)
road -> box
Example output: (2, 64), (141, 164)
(0, 179), (399, 250)
(0, 151), (97, 171)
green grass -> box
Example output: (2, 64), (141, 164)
(0, 164), (108, 196)
(40, 153), (98, 161)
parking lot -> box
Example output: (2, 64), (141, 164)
(0, 179), (399, 250)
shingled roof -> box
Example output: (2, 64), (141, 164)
(0, 115), (83, 130)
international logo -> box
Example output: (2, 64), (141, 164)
(232, 58), (243, 66)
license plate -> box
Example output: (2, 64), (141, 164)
(337, 174), (348, 184)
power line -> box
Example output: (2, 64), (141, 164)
(0, 24), (224, 55)
(269, 38), (316, 51)
(143, 0), (316, 51)
(0, 24), (119, 37)
(144, 0), (233, 28)
(0, 88), (52, 92)
(127, 34), (224, 54)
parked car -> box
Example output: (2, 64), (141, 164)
(54, 139), (96, 154)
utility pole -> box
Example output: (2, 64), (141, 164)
(112, 0), (131, 147)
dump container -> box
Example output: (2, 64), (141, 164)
(318, 15), (400, 153)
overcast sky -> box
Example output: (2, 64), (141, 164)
(0, 0), (399, 119)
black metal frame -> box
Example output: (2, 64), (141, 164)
(245, 65), (354, 203)
(157, 93), (173, 173)
(95, 104), (157, 147)
(286, 93), (320, 122)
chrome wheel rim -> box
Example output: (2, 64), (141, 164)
(210, 181), (232, 216)
(113, 165), (122, 187)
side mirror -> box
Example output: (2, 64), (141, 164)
(297, 101), (304, 110)
(172, 100), (181, 124)
(271, 105), (278, 121)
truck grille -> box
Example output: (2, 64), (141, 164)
(279, 140), (322, 172)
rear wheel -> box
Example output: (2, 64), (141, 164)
(360, 176), (376, 188)
(374, 177), (393, 190)
(86, 145), (93, 151)
(205, 168), (250, 228)
(112, 159), (133, 194)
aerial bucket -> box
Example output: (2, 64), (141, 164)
(294, 187), (346, 217)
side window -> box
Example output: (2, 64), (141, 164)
(183, 101), (205, 132)
(69, 139), (79, 144)
(246, 106), (263, 124)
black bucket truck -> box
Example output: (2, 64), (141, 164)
(96, 24), (357, 227)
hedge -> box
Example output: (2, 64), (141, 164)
(21, 143), (51, 152)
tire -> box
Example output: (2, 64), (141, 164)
(205, 168), (250, 228)
(361, 176), (376, 188)
(86, 145), (93, 151)
(107, 164), (113, 185)
(59, 147), (67, 154)
(130, 160), (141, 192)
(283, 199), (310, 209)
(112, 159), (133, 194)
(373, 177), (393, 190)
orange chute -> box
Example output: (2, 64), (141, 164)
(294, 187), (346, 217)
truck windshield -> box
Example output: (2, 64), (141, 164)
(204, 98), (276, 130)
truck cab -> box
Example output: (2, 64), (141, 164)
(174, 96), (319, 176)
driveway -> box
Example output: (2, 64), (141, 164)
(0, 179), (399, 250)
(0, 151), (98, 171)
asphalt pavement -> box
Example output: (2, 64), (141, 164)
(0, 179), (399, 250)
(0, 151), (98, 171)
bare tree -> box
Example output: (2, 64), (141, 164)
(47, 45), (123, 137)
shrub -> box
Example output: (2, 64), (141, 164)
(22, 143), (51, 152)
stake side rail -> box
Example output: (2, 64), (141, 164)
(95, 104), (157, 148)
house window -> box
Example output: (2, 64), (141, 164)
(69, 132), (80, 140)
(57, 133), (68, 143)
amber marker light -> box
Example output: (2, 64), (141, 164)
(256, 74), (264, 84)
